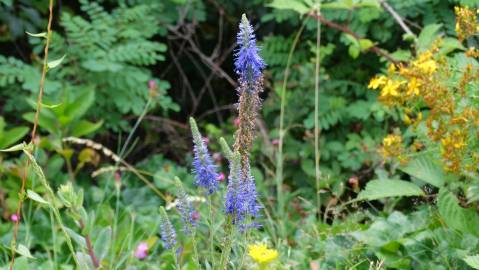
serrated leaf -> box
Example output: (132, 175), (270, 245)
(417, 24), (442, 52)
(47, 55), (66, 69)
(359, 38), (374, 51)
(358, 179), (424, 200)
(437, 188), (479, 237)
(26, 31), (47, 38)
(464, 255), (479, 269)
(400, 155), (445, 187)
(17, 244), (35, 259)
(27, 189), (49, 205)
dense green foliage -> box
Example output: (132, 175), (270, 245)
(1, 0), (479, 269)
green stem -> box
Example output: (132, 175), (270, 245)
(208, 196), (215, 267)
(173, 249), (181, 270)
(314, 1), (322, 219)
(191, 230), (200, 269)
(275, 20), (307, 241)
(219, 216), (234, 270)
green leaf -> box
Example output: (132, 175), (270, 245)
(437, 188), (479, 237)
(358, 179), (424, 200)
(27, 190), (49, 205)
(417, 24), (442, 52)
(47, 55), (66, 69)
(466, 185), (479, 204)
(359, 38), (374, 51)
(348, 45), (360, 59)
(267, 0), (312, 14)
(0, 127), (29, 149)
(16, 244), (35, 259)
(464, 255), (479, 269)
(22, 112), (58, 135)
(64, 227), (87, 248)
(400, 155), (445, 187)
(93, 227), (112, 261)
(26, 31), (47, 38)
(0, 142), (28, 152)
(70, 120), (103, 137)
(65, 88), (95, 120)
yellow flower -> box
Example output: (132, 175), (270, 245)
(368, 75), (387, 89)
(248, 243), (278, 265)
(418, 59), (437, 74)
(381, 79), (402, 97)
(407, 77), (421, 96)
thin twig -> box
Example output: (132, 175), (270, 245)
(307, 12), (400, 64)
(10, 1), (54, 268)
(379, 0), (415, 37)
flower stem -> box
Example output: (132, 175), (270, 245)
(218, 216), (234, 270)
(208, 196), (215, 267)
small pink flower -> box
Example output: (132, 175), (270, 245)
(271, 139), (280, 145)
(148, 80), (157, 90)
(10, 214), (19, 222)
(233, 118), (240, 126)
(217, 172), (225, 182)
(134, 242), (149, 260)
(191, 211), (200, 222)
(202, 137), (209, 145)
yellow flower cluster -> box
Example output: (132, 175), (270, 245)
(380, 134), (406, 163)
(454, 6), (479, 41)
(248, 243), (278, 265)
(369, 7), (479, 173)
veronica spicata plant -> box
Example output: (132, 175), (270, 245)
(159, 14), (267, 270)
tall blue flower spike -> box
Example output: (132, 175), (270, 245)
(190, 117), (219, 195)
(234, 14), (266, 87)
(159, 207), (177, 250)
(225, 151), (246, 224)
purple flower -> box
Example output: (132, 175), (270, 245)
(134, 242), (148, 260)
(225, 153), (261, 226)
(160, 207), (177, 250)
(190, 118), (219, 194)
(234, 14), (265, 85)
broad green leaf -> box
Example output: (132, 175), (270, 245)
(27, 190), (49, 205)
(400, 155), (445, 187)
(76, 252), (94, 270)
(93, 227), (112, 261)
(267, 0), (311, 14)
(22, 112), (58, 135)
(0, 127), (29, 149)
(70, 120), (103, 137)
(358, 179), (424, 200)
(437, 188), (479, 237)
(417, 24), (442, 52)
(47, 55), (66, 69)
(26, 31), (47, 38)
(16, 244), (35, 259)
(65, 227), (87, 248)
(464, 255), (479, 269)
(65, 88), (95, 120)
(466, 185), (479, 204)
